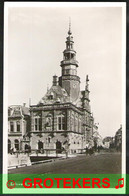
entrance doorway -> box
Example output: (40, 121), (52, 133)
(38, 141), (44, 152)
(14, 139), (19, 150)
(56, 141), (62, 153)
(25, 144), (30, 153)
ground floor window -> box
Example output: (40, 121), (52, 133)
(14, 139), (19, 150)
(8, 139), (11, 153)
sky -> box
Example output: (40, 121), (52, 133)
(6, 3), (125, 138)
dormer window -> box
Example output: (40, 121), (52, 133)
(56, 98), (61, 103)
(48, 92), (54, 100)
(48, 95), (53, 100)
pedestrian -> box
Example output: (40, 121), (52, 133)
(85, 147), (88, 156)
(10, 148), (13, 155)
(13, 147), (17, 154)
(98, 146), (100, 153)
(89, 147), (94, 155)
(65, 149), (68, 159)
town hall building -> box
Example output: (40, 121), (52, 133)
(8, 24), (96, 154)
(29, 25), (95, 154)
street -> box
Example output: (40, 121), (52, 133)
(8, 152), (121, 174)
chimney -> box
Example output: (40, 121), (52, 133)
(53, 75), (58, 86)
(23, 103), (26, 107)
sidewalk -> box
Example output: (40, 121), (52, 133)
(8, 153), (77, 170)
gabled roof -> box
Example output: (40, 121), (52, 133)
(38, 85), (70, 105)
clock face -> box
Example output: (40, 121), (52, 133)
(73, 84), (76, 88)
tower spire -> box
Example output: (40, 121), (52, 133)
(68, 17), (72, 35)
(85, 75), (89, 91)
(59, 21), (80, 102)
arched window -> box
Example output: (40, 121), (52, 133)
(8, 139), (11, 153)
(71, 53), (73, 59)
(67, 43), (70, 49)
(14, 139), (19, 150)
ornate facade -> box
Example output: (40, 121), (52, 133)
(29, 25), (95, 153)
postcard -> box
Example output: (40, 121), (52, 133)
(3, 2), (126, 194)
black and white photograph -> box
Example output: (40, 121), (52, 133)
(3, 2), (126, 178)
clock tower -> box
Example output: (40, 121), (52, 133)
(59, 22), (80, 102)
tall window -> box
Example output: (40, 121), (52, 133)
(71, 114), (74, 131)
(10, 122), (14, 132)
(75, 116), (78, 132)
(14, 139), (19, 150)
(57, 115), (65, 131)
(17, 121), (20, 132)
(78, 118), (81, 133)
(35, 117), (42, 131)
(48, 137), (51, 143)
(8, 139), (11, 153)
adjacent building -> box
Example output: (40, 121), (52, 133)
(103, 136), (114, 149)
(93, 124), (103, 148)
(8, 104), (30, 152)
(115, 125), (122, 151)
(102, 125), (122, 150)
